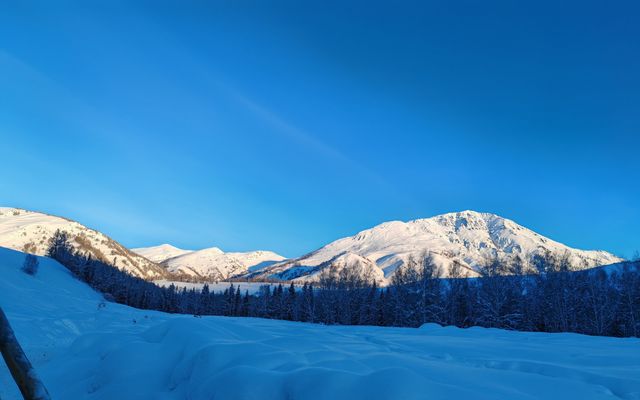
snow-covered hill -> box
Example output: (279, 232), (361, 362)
(131, 243), (193, 263)
(154, 246), (286, 281)
(1, 246), (639, 400)
(0, 207), (167, 279)
(0, 207), (285, 283)
(250, 210), (622, 285)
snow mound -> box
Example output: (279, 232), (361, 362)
(1, 246), (639, 400)
(252, 210), (622, 285)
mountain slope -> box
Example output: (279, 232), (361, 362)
(131, 244), (193, 263)
(0, 207), (167, 279)
(249, 210), (622, 285)
(159, 246), (286, 281)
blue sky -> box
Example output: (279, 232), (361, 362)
(1, 1), (638, 258)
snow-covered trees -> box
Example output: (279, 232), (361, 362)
(617, 263), (640, 336)
(45, 231), (640, 337)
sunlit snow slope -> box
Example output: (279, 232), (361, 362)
(0, 207), (166, 278)
(150, 246), (286, 281)
(252, 210), (622, 284)
(1, 246), (639, 400)
(131, 243), (193, 263)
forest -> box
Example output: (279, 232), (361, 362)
(46, 230), (640, 337)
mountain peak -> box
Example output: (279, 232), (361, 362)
(250, 211), (622, 285)
(197, 246), (224, 255)
(130, 244), (194, 264)
(418, 210), (503, 223)
(159, 243), (182, 249)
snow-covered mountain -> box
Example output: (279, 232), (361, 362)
(0, 207), (285, 283)
(248, 210), (622, 285)
(131, 244), (193, 263)
(1, 207), (622, 285)
(152, 246), (286, 281)
(0, 207), (167, 279)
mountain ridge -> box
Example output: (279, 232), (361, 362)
(0, 207), (622, 285)
(247, 210), (622, 285)
(0, 207), (167, 279)
(131, 243), (194, 263)
(148, 246), (286, 281)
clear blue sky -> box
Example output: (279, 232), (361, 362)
(1, 1), (638, 258)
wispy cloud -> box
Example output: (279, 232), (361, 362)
(219, 84), (402, 191)
(229, 90), (351, 163)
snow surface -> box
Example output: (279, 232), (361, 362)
(252, 210), (623, 285)
(1, 246), (639, 400)
(0, 207), (165, 278)
(131, 244), (193, 263)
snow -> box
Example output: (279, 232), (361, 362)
(131, 244), (193, 263)
(1, 246), (639, 400)
(252, 210), (623, 285)
(0, 207), (165, 279)
(159, 246), (286, 281)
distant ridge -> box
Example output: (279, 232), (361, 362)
(138, 245), (286, 281)
(131, 244), (194, 263)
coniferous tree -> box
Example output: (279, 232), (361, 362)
(286, 283), (296, 320)
(241, 290), (250, 317)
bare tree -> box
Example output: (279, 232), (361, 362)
(21, 254), (39, 276)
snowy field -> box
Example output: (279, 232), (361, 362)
(1, 247), (639, 400)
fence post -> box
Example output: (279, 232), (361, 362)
(0, 307), (51, 400)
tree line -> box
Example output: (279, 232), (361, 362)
(46, 230), (640, 337)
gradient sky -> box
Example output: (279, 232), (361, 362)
(1, 1), (638, 258)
